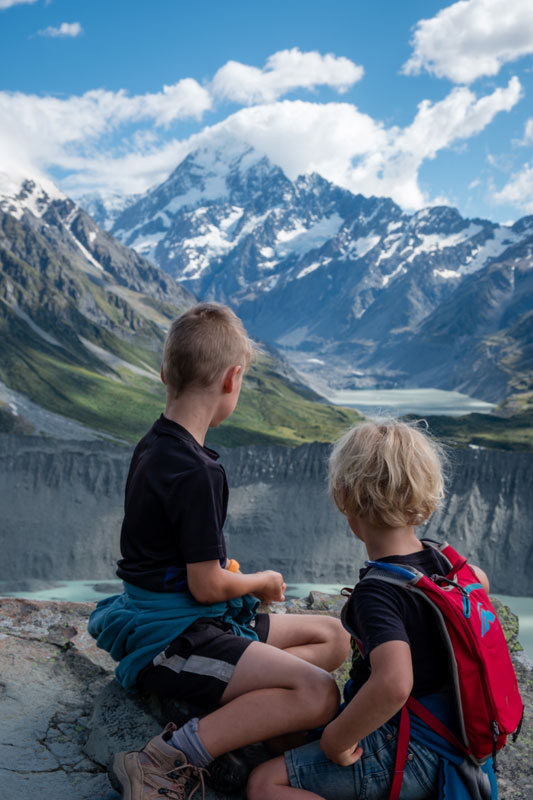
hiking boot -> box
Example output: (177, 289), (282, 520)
(109, 722), (208, 800)
(206, 749), (251, 794)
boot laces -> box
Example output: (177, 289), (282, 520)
(152, 761), (208, 800)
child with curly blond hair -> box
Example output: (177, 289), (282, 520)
(248, 419), (496, 800)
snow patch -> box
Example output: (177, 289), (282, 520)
(129, 231), (166, 261)
(275, 213), (342, 258)
(297, 262), (321, 279)
(346, 234), (380, 259)
(461, 228), (520, 275)
(406, 224), (484, 262)
(381, 264), (407, 287)
(377, 237), (402, 263)
(219, 207), (244, 231)
(433, 268), (460, 280)
(69, 230), (104, 271)
(264, 275), (280, 292)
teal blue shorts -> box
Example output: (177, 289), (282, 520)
(285, 720), (439, 799)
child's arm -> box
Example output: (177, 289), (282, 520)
(471, 564), (490, 593)
(320, 639), (413, 766)
(187, 559), (286, 604)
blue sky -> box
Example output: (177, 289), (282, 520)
(1, 0), (532, 222)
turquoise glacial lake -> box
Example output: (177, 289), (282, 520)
(1, 580), (531, 660)
(327, 388), (495, 417)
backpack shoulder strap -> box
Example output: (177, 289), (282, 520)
(363, 560), (422, 586)
(420, 538), (468, 577)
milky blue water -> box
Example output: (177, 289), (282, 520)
(327, 388), (495, 417)
(1, 580), (531, 659)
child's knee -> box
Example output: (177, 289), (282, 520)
(247, 763), (268, 800)
(328, 616), (351, 659)
(302, 670), (340, 726)
(247, 758), (286, 800)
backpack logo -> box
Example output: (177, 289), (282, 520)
(477, 602), (496, 637)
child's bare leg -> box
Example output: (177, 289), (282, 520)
(197, 641), (339, 757)
(267, 613), (350, 672)
(247, 755), (324, 800)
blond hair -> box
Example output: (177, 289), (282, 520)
(329, 419), (446, 528)
(162, 303), (255, 397)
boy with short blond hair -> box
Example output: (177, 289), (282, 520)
(89, 302), (349, 799)
(248, 420), (495, 800)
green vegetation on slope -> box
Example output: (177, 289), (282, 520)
(208, 358), (362, 447)
(405, 406), (533, 453)
(0, 307), (361, 446)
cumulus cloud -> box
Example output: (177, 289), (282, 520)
(0, 79), (212, 176)
(0, 47), (524, 211)
(403, 0), (533, 83)
(57, 80), (522, 210)
(0, 0), (38, 8)
(37, 22), (83, 38)
(492, 163), (533, 212)
(211, 48), (363, 104)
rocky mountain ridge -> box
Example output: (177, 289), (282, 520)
(0, 174), (194, 439)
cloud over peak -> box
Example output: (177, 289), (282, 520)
(403, 0), (533, 83)
(211, 48), (363, 105)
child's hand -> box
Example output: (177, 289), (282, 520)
(253, 570), (286, 603)
(320, 723), (363, 767)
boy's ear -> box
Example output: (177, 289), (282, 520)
(160, 366), (166, 385)
(222, 365), (242, 393)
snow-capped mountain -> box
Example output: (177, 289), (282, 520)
(78, 190), (140, 231)
(104, 143), (532, 401)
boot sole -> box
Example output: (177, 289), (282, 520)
(108, 752), (132, 799)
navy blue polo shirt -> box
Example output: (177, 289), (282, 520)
(117, 415), (227, 592)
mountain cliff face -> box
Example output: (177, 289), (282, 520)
(1, 434), (531, 595)
(0, 175), (195, 440)
(101, 144), (533, 402)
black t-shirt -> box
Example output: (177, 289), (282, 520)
(116, 415), (227, 592)
(345, 546), (452, 697)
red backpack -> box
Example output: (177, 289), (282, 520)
(347, 539), (523, 800)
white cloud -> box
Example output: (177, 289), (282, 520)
(0, 79), (212, 179)
(0, 48), (523, 212)
(492, 162), (533, 212)
(211, 48), (363, 104)
(517, 118), (533, 145)
(60, 81), (521, 210)
(37, 22), (83, 38)
(403, 0), (533, 83)
(0, 0), (38, 8)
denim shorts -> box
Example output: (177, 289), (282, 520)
(285, 720), (439, 800)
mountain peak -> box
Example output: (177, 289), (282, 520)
(0, 172), (65, 220)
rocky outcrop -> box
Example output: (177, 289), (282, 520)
(1, 434), (532, 595)
(0, 596), (530, 800)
